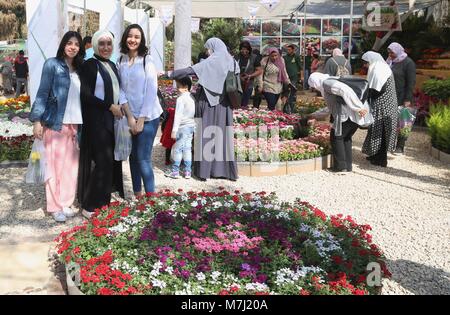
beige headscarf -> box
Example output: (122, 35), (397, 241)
(92, 30), (119, 105)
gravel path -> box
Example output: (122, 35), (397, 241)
(0, 128), (449, 295)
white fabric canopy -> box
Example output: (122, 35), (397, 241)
(138, 0), (439, 18)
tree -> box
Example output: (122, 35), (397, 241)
(202, 18), (244, 54)
(0, 0), (26, 40)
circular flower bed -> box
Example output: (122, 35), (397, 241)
(56, 190), (390, 295)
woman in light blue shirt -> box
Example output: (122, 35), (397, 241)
(118, 24), (163, 196)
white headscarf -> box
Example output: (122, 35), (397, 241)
(386, 42), (408, 67)
(362, 51), (392, 92)
(308, 72), (330, 96)
(92, 30), (115, 57)
(332, 48), (344, 57)
(191, 38), (236, 95)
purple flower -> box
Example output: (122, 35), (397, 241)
(174, 260), (186, 268)
(255, 274), (268, 283)
(181, 270), (191, 279)
(241, 263), (251, 271)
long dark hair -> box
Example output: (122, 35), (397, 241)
(56, 31), (85, 70)
(120, 24), (148, 56)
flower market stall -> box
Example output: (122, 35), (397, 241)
(0, 96), (33, 167)
(233, 107), (332, 176)
(57, 189), (390, 295)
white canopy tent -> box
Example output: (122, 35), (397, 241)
(25, 0), (441, 102)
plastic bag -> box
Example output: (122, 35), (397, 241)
(25, 139), (47, 184)
(397, 106), (417, 140)
(114, 117), (132, 161)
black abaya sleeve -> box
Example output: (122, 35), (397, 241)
(170, 67), (196, 79)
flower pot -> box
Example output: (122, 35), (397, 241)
(0, 160), (28, 169)
(237, 162), (251, 176)
(431, 146), (440, 160)
(314, 155), (332, 170)
(287, 159), (316, 174)
(251, 161), (287, 177)
(65, 265), (84, 295)
(438, 149), (450, 165)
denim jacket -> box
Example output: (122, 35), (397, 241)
(29, 57), (74, 131)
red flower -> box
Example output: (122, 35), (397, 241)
(98, 287), (115, 295)
(299, 289), (310, 295)
(230, 286), (239, 293)
(121, 207), (130, 217)
(65, 255), (71, 263)
(218, 289), (230, 295)
(352, 288), (367, 295)
(232, 195), (240, 203)
(92, 227), (109, 237)
(73, 247), (81, 255)
(332, 255), (343, 265)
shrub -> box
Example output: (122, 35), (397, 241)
(422, 78), (450, 101)
(426, 103), (450, 154)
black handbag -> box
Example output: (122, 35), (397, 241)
(41, 89), (58, 127)
(225, 61), (243, 109)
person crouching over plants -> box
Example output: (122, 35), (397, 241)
(165, 76), (195, 179)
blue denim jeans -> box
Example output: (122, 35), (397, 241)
(240, 85), (254, 108)
(171, 125), (194, 174)
(129, 118), (159, 193)
(263, 92), (280, 111)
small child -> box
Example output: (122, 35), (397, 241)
(160, 107), (176, 165)
(165, 76), (195, 179)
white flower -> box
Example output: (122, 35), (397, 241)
(166, 266), (174, 275)
(196, 272), (206, 281)
(245, 283), (269, 292)
(190, 201), (198, 207)
(152, 279), (166, 289)
(0, 121), (33, 137)
(212, 201), (222, 209)
(211, 271), (221, 281)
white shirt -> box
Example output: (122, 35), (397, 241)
(172, 91), (196, 133)
(63, 72), (83, 124)
(118, 55), (163, 121)
(94, 72), (105, 101)
(323, 79), (372, 127)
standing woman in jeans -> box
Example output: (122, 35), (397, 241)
(259, 48), (290, 111)
(29, 31), (84, 222)
(117, 24), (162, 197)
(78, 30), (125, 218)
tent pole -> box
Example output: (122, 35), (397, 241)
(348, 0), (354, 61)
(83, 0), (87, 37)
(136, 0), (139, 23)
(303, 0), (307, 90)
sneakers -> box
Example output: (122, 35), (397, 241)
(82, 209), (94, 219)
(52, 212), (67, 222)
(184, 171), (191, 179)
(62, 207), (75, 218)
(165, 171), (180, 179)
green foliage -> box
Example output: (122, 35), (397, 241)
(382, 13), (450, 61)
(426, 103), (450, 153)
(0, 0), (26, 40)
(191, 32), (206, 64)
(202, 18), (244, 54)
(422, 78), (450, 101)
